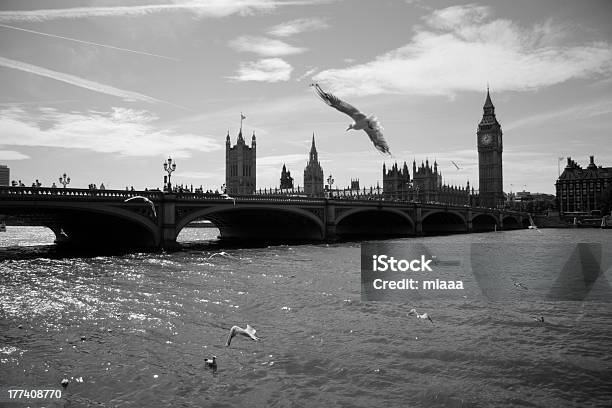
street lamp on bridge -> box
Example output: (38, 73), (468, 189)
(59, 173), (70, 188)
(327, 174), (334, 190)
(163, 156), (176, 192)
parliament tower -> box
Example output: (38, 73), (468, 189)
(303, 134), (324, 197)
(477, 88), (504, 208)
(226, 127), (256, 195)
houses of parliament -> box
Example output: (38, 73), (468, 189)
(225, 90), (505, 208)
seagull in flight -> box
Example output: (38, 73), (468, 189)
(451, 161), (462, 170)
(226, 324), (260, 347)
(124, 195), (157, 218)
(311, 83), (390, 155)
(408, 308), (434, 324)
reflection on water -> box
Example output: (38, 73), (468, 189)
(0, 227), (611, 407)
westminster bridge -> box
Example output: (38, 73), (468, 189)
(0, 186), (530, 249)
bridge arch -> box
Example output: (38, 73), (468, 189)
(502, 215), (522, 229)
(12, 202), (160, 248)
(421, 210), (467, 234)
(471, 213), (499, 232)
(175, 205), (325, 242)
(335, 207), (415, 238)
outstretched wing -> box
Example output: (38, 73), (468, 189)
(245, 324), (260, 341)
(364, 120), (391, 155)
(313, 83), (366, 122)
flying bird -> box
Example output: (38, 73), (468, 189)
(311, 83), (390, 155)
(451, 161), (462, 170)
(124, 195), (157, 218)
(408, 308), (433, 324)
(226, 324), (260, 347)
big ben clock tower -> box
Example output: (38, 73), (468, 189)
(477, 88), (504, 208)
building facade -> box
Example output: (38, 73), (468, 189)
(382, 159), (470, 205)
(477, 89), (504, 208)
(280, 164), (294, 189)
(383, 162), (410, 198)
(303, 135), (324, 197)
(556, 156), (612, 214)
(226, 128), (256, 195)
(0, 165), (9, 186)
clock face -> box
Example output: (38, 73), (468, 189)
(480, 133), (493, 146)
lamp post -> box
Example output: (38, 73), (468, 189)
(163, 156), (176, 192)
(327, 174), (334, 198)
(59, 173), (70, 188)
(327, 174), (334, 190)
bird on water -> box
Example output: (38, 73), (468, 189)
(226, 324), (260, 347)
(204, 356), (217, 370)
(408, 308), (434, 324)
(311, 83), (391, 155)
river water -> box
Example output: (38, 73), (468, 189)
(1, 227), (611, 407)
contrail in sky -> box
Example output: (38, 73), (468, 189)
(0, 23), (180, 61)
(0, 1), (304, 22)
(0, 56), (187, 108)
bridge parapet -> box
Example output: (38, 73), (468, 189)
(0, 186), (162, 201)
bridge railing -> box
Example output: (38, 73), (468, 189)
(0, 186), (164, 200)
(0, 186), (526, 215)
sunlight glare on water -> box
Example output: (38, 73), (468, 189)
(1, 227), (611, 407)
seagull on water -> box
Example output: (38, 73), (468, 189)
(531, 316), (544, 323)
(311, 83), (390, 155)
(226, 324), (260, 347)
(124, 196), (157, 218)
(513, 282), (528, 290)
(408, 308), (433, 324)
(204, 356), (217, 370)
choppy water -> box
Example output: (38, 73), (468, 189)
(1, 227), (611, 407)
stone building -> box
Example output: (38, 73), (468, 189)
(280, 164), (294, 189)
(556, 156), (612, 214)
(225, 127), (256, 194)
(303, 134), (324, 197)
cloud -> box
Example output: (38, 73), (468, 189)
(296, 67), (318, 82)
(0, 23), (179, 61)
(0, 0), (283, 22)
(0, 107), (221, 157)
(0, 150), (30, 160)
(313, 4), (612, 96)
(0, 56), (184, 106)
(267, 17), (329, 37)
(230, 58), (293, 82)
(505, 99), (612, 131)
(229, 36), (306, 56)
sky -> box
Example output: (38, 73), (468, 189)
(0, 0), (611, 194)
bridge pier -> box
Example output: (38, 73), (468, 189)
(161, 197), (180, 249)
(415, 206), (423, 236)
(325, 203), (338, 240)
(467, 209), (473, 232)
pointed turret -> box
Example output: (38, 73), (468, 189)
(483, 86), (495, 115)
